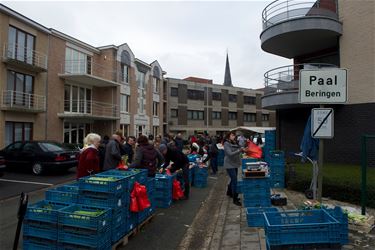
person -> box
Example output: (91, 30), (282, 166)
(103, 134), (123, 171)
(77, 133), (101, 179)
(238, 133), (246, 148)
(148, 134), (154, 145)
(256, 134), (263, 146)
(224, 131), (246, 206)
(129, 135), (164, 177)
(174, 133), (184, 152)
(154, 134), (162, 149)
(159, 144), (190, 199)
(98, 135), (109, 171)
(123, 136), (136, 164)
(208, 137), (219, 175)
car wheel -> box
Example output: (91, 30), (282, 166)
(32, 162), (44, 175)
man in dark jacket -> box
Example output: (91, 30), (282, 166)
(159, 144), (190, 199)
(103, 134), (122, 170)
(208, 137), (219, 175)
(174, 133), (184, 152)
(123, 136), (135, 164)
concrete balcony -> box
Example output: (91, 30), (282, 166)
(2, 43), (47, 72)
(1, 90), (46, 112)
(59, 60), (119, 87)
(58, 100), (120, 120)
(262, 63), (337, 109)
(260, 0), (342, 58)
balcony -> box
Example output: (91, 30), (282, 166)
(59, 60), (119, 87)
(58, 100), (119, 120)
(2, 43), (47, 72)
(1, 90), (46, 112)
(262, 63), (337, 109)
(260, 0), (342, 58)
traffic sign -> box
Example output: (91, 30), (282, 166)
(311, 108), (334, 139)
(299, 69), (347, 104)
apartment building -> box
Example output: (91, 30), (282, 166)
(166, 76), (275, 137)
(0, 4), (166, 148)
(260, 0), (375, 164)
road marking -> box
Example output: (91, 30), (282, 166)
(0, 178), (53, 186)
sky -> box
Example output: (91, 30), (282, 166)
(1, 0), (291, 89)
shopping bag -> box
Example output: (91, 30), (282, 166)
(172, 179), (185, 200)
(246, 141), (262, 159)
(137, 184), (151, 210)
(130, 182), (140, 212)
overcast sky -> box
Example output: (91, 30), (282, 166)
(2, 0), (291, 89)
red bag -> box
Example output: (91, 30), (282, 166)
(246, 141), (263, 159)
(172, 179), (185, 200)
(116, 160), (128, 170)
(137, 184), (151, 210)
(130, 182), (140, 212)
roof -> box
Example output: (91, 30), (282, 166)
(230, 126), (276, 135)
(183, 77), (213, 84)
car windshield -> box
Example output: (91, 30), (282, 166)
(38, 142), (65, 152)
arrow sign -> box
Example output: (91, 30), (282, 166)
(311, 108), (334, 139)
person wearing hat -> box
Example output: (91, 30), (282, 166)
(159, 144), (190, 199)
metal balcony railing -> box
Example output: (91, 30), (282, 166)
(1, 90), (46, 111)
(63, 100), (119, 118)
(264, 63), (337, 95)
(62, 60), (118, 82)
(262, 0), (338, 29)
(3, 43), (48, 70)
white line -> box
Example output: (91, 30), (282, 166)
(0, 178), (54, 186)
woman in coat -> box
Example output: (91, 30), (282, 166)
(77, 133), (101, 179)
(223, 131), (246, 206)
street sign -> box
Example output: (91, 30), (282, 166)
(299, 69), (347, 104)
(311, 108), (334, 139)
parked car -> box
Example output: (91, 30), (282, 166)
(0, 141), (79, 175)
(0, 156), (5, 177)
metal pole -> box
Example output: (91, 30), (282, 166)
(317, 104), (324, 202)
(361, 135), (367, 215)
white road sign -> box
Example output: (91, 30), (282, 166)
(311, 108), (334, 139)
(299, 69), (347, 104)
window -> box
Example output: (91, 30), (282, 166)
(65, 47), (91, 74)
(170, 87), (178, 97)
(6, 70), (33, 106)
(212, 92), (221, 101)
(139, 96), (144, 114)
(244, 113), (256, 122)
(171, 109), (178, 118)
(212, 111), (221, 120)
(121, 65), (129, 83)
(188, 110), (204, 120)
(64, 84), (92, 113)
(8, 26), (35, 64)
(229, 94), (237, 102)
(229, 112), (237, 120)
(187, 89), (204, 100)
(120, 94), (129, 112)
(120, 124), (129, 137)
(262, 114), (270, 121)
(244, 96), (256, 105)
(137, 71), (146, 89)
(153, 102), (159, 116)
(5, 122), (33, 146)
(153, 78), (160, 93)
(153, 126), (159, 137)
(64, 122), (86, 144)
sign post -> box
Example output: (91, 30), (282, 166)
(299, 68), (347, 202)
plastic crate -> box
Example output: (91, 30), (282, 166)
(246, 207), (278, 227)
(57, 236), (111, 250)
(78, 175), (126, 195)
(126, 212), (138, 232)
(58, 204), (111, 231)
(155, 198), (172, 208)
(155, 174), (174, 189)
(244, 199), (271, 208)
(25, 200), (69, 224)
(23, 237), (57, 250)
(324, 207), (349, 244)
(78, 191), (129, 209)
(98, 170), (137, 191)
(194, 166), (208, 176)
(147, 177), (155, 192)
(242, 186), (270, 195)
(193, 180), (207, 188)
(264, 210), (341, 246)
(23, 221), (57, 240)
(128, 168), (148, 184)
(57, 228), (111, 248)
(242, 177), (271, 189)
(111, 222), (127, 243)
(266, 240), (342, 250)
(46, 186), (79, 204)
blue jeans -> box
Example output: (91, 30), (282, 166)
(226, 168), (238, 197)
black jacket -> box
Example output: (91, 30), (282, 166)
(123, 143), (134, 163)
(163, 146), (189, 172)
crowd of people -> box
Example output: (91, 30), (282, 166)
(76, 130), (263, 202)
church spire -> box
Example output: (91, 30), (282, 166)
(223, 52), (232, 86)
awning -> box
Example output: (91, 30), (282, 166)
(230, 126), (276, 135)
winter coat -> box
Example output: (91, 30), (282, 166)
(223, 140), (241, 169)
(77, 146), (100, 179)
(103, 139), (122, 170)
(130, 144), (164, 177)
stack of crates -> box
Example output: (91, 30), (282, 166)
(45, 182), (79, 204)
(154, 174), (174, 208)
(267, 151), (285, 188)
(57, 204), (112, 249)
(242, 177), (271, 208)
(137, 177), (155, 224)
(217, 149), (224, 167)
(246, 207), (278, 227)
(241, 158), (258, 173)
(77, 174), (131, 243)
(127, 168), (148, 185)
(264, 130), (276, 161)
(193, 165), (208, 188)
(23, 200), (68, 250)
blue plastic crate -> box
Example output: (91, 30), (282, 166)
(324, 207), (349, 244)
(242, 177), (271, 189)
(25, 200), (69, 224)
(265, 239), (342, 250)
(146, 177), (155, 192)
(242, 186), (270, 195)
(128, 168), (148, 184)
(246, 207), (278, 227)
(270, 179), (285, 188)
(58, 226), (111, 248)
(111, 222), (127, 243)
(155, 174), (174, 189)
(194, 166), (208, 176)
(126, 212), (138, 232)
(23, 221), (57, 241)
(98, 170), (137, 191)
(57, 241), (111, 250)
(23, 237), (57, 250)
(244, 199), (271, 208)
(155, 198), (172, 208)
(78, 191), (129, 209)
(58, 204), (111, 231)
(264, 210), (341, 246)
(78, 175), (126, 195)
(193, 181), (207, 188)
(46, 186), (79, 204)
